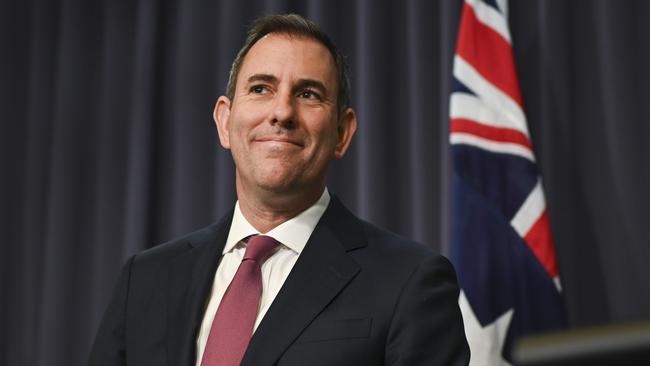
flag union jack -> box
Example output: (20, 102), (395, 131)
(449, 0), (566, 364)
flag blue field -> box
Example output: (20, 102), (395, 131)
(449, 0), (566, 364)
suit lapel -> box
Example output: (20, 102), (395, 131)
(241, 197), (366, 366)
(166, 213), (232, 365)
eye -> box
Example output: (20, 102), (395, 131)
(250, 85), (268, 94)
(299, 89), (322, 100)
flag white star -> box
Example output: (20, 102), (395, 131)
(459, 291), (514, 366)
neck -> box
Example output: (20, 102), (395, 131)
(236, 181), (325, 233)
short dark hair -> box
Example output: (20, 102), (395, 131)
(225, 14), (351, 114)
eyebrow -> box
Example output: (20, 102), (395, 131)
(247, 73), (278, 84)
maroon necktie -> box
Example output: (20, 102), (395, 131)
(200, 235), (279, 366)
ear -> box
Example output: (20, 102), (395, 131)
(333, 107), (358, 159)
(214, 96), (232, 149)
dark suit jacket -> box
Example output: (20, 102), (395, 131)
(88, 196), (469, 365)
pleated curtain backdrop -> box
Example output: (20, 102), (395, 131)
(1, 0), (649, 365)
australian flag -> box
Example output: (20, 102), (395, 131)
(449, 0), (566, 364)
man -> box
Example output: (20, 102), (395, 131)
(89, 14), (469, 366)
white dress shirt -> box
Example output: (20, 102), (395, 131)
(195, 189), (330, 365)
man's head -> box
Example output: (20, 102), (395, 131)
(225, 14), (351, 116)
(214, 14), (357, 211)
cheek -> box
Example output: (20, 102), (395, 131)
(303, 110), (339, 140)
(309, 126), (341, 159)
(228, 109), (262, 141)
(320, 123), (342, 145)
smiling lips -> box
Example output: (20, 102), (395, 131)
(254, 136), (304, 147)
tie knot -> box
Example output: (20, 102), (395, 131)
(244, 235), (279, 263)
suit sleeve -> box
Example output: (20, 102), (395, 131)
(87, 256), (135, 366)
(385, 255), (470, 366)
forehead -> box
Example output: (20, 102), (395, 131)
(237, 33), (337, 88)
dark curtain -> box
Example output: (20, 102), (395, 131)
(1, 0), (649, 365)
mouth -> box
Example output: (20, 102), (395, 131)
(254, 136), (304, 147)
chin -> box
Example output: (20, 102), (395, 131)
(255, 171), (298, 192)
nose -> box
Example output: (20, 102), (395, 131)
(269, 90), (296, 129)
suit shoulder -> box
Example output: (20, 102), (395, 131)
(358, 219), (443, 263)
(326, 195), (442, 264)
(133, 220), (225, 266)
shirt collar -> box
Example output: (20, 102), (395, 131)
(223, 188), (330, 255)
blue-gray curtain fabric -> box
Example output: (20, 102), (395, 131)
(2, 0), (649, 365)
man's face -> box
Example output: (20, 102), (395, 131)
(214, 33), (356, 198)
